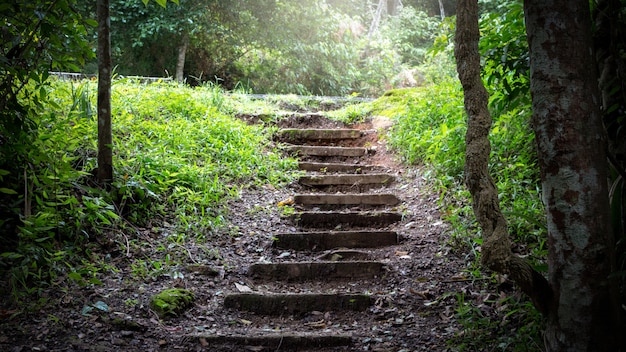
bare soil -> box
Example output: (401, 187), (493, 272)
(0, 113), (481, 352)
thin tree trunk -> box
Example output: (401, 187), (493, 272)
(97, 0), (112, 183)
(175, 34), (188, 83)
(454, 0), (552, 314)
(524, 0), (620, 350)
(368, 0), (386, 39)
(438, 0), (446, 19)
(387, 0), (401, 16)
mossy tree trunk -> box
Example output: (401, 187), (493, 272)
(455, 0), (621, 350)
(524, 0), (620, 350)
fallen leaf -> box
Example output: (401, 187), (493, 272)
(394, 251), (409, 256)
(304, 320), (327, 329)
(277, 198), (294, 206)
(409, 288), (430, 299)
(240, 319), (252, 325)
(199, 337), (208, 347)
(92, 301), (109, 312)
(235, 283), (253, 292)
(449, 273), (468, 281)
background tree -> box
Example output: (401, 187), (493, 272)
(455, 0), (623, 349)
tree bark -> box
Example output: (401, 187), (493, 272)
(387, 0), (400, 16)
(97, 0), (113, 183)
(175, 34), (189, 83)
(454, 0), (552, 314)
(524, 0), (620, 350)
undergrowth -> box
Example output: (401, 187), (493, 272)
(375, 59), (546, 350)
(0, 79), (298, 302)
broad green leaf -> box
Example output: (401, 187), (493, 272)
(93, 301), (109, 312)
(0, 188), (17, 195)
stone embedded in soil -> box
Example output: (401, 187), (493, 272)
(273, 231), (399, 251)
(294, 193), (399, 206)
(294, 211), (403, 228)
(287, 145), (367, 157)
(298, 161), (382, 173)
(248, 261), (385, 280)
(223, 293), (372, 315)
(299, 174), (394, 186)
(191, 333), (353, 350)
(278, 128), (362, 141)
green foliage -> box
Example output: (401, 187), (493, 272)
(478, 0), (530, 114)
(106, 0), (443, 97)
(0, 79), (298, 301)
(0, 0), (95, 135)
(0, 1), (97, 288)
(383, 44), (545, 349)
(381, 6), (441, 66)
(450, 291), (544, 351)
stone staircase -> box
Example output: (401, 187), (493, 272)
(192, 115), (412, 351)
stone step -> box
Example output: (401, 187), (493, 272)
(278, 128), (362, 141)
(299, 174), (394, 186)
(223, 293), (372, 315)
(298, 161), (382, 173)
(273, 231), (399, 251)
(248, 261), (385, 280)
(294, 211), (403, 228)
(294, 193), (399, 206)
(287, 145), (368, 157)
(190, 333), (352, 351)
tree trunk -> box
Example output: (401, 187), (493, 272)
(175, 34), (189, 83)
(524, 0), (620, 350)
(454, 0), (552, 315)
(438, 0), (446, 19)
(387, 0), (400, 16)
(96, 0), (112, 183)
(368, 0), (386, 39)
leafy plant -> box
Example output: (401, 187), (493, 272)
(0, 79), (300, 302)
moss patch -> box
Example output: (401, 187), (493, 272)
(149, 288), (195, 318)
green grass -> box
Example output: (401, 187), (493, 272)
(373, 60), (546, 351)
(0, 79), (300, 300)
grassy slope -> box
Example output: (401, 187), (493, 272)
(370, 76), (545, 351)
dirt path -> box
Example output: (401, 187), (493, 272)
(0, 113), (471, 352)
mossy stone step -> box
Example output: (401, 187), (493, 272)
(298, 161), (382, 173)
(278, 128), (362, 141)
(273, 231), (399, 251)
(287, 145), (368, 157)
(190, 333), (352, 351)
(294, 211), (403, 228)
(224, 293), (372, 315)
(294, 193), (399, 206)
(299, 174), (394, 186)
(248, 261), (385, 280)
